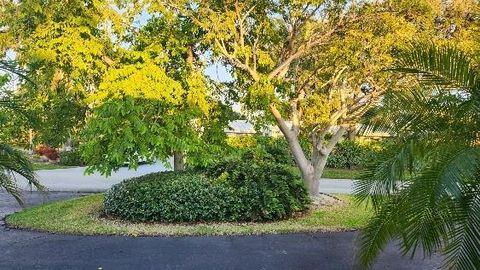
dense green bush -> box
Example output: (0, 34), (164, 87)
(254, 136), (296, 165)
(104, 159), (309, 222)
(59, 150), (84, 166)
(326, 140), (380, 169)
(203, 154), (310, 220)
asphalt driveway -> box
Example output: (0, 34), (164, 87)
(1, 192), (442, 270)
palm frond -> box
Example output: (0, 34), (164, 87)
(356, 196), (401, 269)
(443, 192), (480, 270)
(361, 87), (475, 138)
(354, 138), (427, 208)
(0, 143), (45, 205)
(357, 145), (480, 269)
(0, 170), (24, 206)
(392, 44), (480, 97)
(356, 44), (480, 270)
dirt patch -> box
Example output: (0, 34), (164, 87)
(310, 193), (347, 209)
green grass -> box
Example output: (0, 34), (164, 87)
(322, 168), (364, 179)
(32, 163), (77, 170)
(288, 166), (363, 180)
(6, 194), (372, 236)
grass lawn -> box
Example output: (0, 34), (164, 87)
(289, 166), (363, 180)
(322, 168), (364, 180)
(32, 163), (77, 170)
(6, 194), (372, 237)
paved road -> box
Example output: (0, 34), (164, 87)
(17, 163), (354, 193)
(19, 162), (171, 192)
(0, 192), (442, 270)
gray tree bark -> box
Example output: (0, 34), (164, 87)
(271, 105), (346, 196)
(173, 151), (185, 171)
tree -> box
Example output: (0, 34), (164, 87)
(355, 45), (480, 270)
(0, 61), (43, 205)
(153, 0), (479, 195)
(132, 13), (211, 171)
(78, 5), (233, 175)
(0, 0), (121, 147)
(80, 50), (204, 175)
(2, 1), (231, 174)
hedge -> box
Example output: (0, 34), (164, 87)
(104, 159), (310, 222)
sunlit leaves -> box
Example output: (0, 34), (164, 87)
(91, 61), (184, 105)
(301, 93), (334, 129)
(186, 71), (210, 114)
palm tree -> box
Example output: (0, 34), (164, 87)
(355, 45), (480, 270)
(0, 60), (44, 205)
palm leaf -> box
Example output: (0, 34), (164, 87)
(0, 171), (24, 206)
(444, 192), (480, 270)
(392, 44), (480, 97)
(0, 143), (45, 205)
(356, 44), (480, 270)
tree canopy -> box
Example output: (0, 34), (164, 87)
(1, 0), (479, 183)
(135, 0), (480, 194)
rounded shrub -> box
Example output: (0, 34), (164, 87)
(104, 160), (310, 222)
(59, 149), (84, 166)
(326, 140), (380, 169)
(104, 171), (236, 222)
(204, 155), (310, 221)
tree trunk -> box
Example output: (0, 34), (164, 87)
(28, 129), (34, 154)
(303, 167), (318, 197)
(284, 129), (346, 197)
(269, 105), (347, 196)
(300, 150), (331, 196)
(173, 151), (185, 171)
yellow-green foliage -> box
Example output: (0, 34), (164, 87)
(301, 93), (339, 129)
(3, 0), (120, 93)
(226, 135), (257, 148)
(186, 71), (210, 114)
(89, 61), (184, 106)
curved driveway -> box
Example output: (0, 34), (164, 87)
(5, 166), (440, 269)
(0, 192), (443, 270)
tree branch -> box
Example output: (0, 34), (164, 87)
(270, 104), (292, 136)
(268, 27), (336, 80)
(215, 39), (260, 81)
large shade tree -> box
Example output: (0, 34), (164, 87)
(0, 0), (121, 147)
(1, 0), (231, 175)
(81, 12), (232, 175)
(148, 0), (480, 195)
